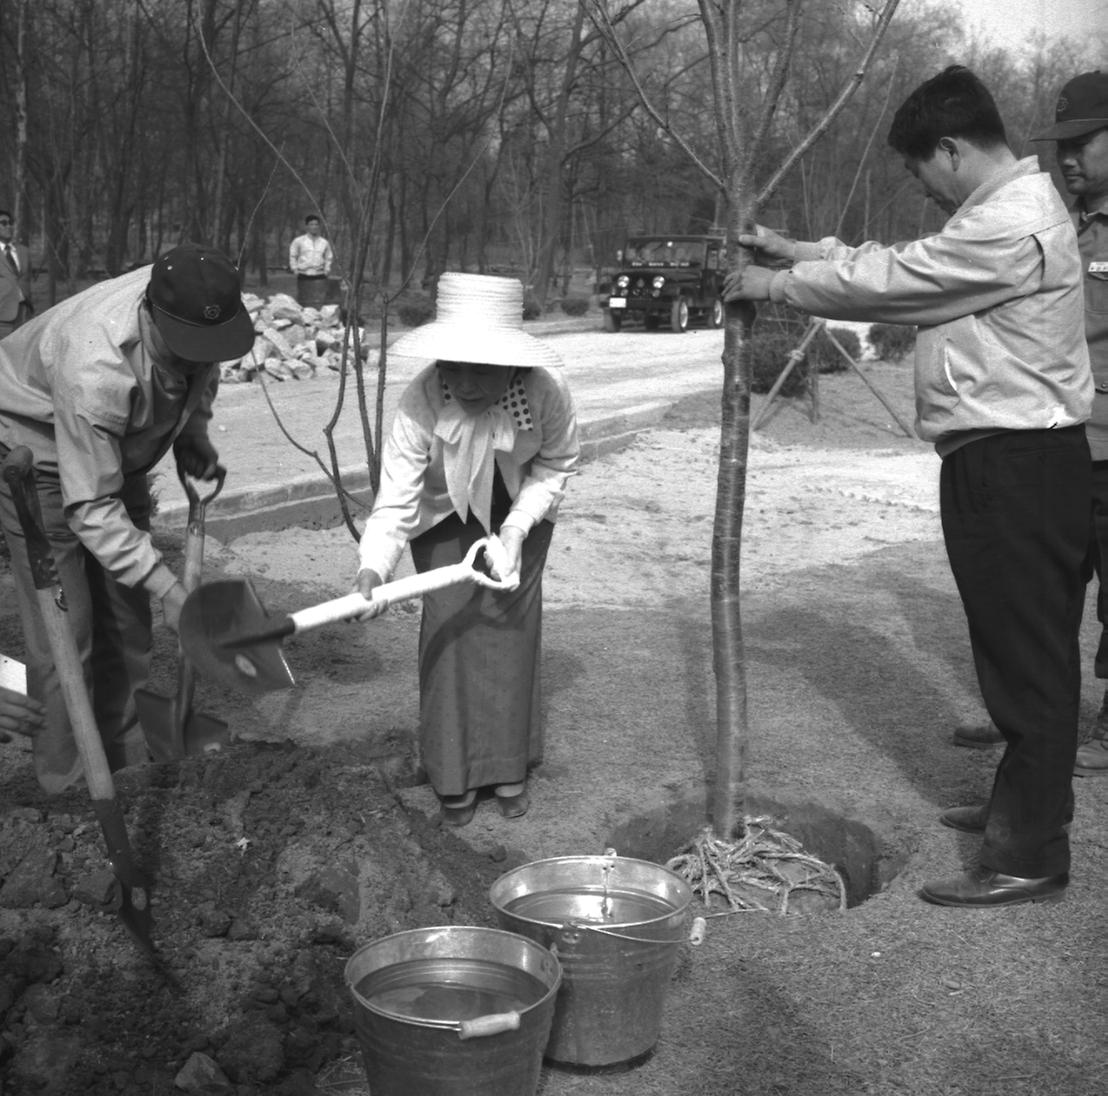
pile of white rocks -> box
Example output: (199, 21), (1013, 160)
(221, 291), (371, 383)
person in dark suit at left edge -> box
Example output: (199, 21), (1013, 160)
(0, 208), (33, 339)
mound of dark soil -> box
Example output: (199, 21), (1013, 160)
(1, 737), (516, 1095)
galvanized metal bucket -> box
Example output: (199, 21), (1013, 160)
(489, 853), (693, 1067)
(344, 925), (562, 1095)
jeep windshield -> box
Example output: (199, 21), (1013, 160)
(623, 238), (706, 267)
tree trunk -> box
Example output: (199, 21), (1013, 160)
(12, 0), (30, 234)
(710, 191), (758, 839)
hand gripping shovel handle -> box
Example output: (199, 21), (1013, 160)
(0, 446), (158, 957)
(178, 462), (225, 592)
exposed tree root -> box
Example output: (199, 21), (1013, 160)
(667, 818), (848, 915)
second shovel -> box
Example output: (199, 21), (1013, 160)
(135, 465), (229, 761)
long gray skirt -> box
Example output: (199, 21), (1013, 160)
(409, 512), (554, 797)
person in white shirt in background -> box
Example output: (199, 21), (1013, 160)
(288, 214), (334, 308)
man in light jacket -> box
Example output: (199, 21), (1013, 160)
(725, 65), (1092, 909)
(0, 244), (255, 792)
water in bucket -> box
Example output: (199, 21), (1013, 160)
(345, 926), (561, 1096)
(503, 886), (677, 927)
(356, 956), (550, 1024)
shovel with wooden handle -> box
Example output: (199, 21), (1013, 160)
(134, 465), (230, 761)
(178, 536), (519, 696)
(1, 446), (163, 965)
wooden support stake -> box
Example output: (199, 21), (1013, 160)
(751, 320), (824, 431)
(822, 327), (915, 438)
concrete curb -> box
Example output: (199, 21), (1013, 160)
(153, 399), (677, 541)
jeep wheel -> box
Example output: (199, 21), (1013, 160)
(708, 298), (723, 328)
(670, 298), (689, 333)
(603, 309), (623, 332)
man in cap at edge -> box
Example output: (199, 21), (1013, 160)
(1039, 71), (1108, 775)
(0, 244), (255, 792)
(955, 72), (1108, 770)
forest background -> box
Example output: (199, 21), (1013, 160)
(0, 0), (1102, 316)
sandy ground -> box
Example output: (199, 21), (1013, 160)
(3, 362), (1108, 1096)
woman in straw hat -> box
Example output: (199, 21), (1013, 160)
(355, 273), (580, 826)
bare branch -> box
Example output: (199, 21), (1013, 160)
(746, 0), (804, 169)
(756, 0), (903, 207)
(583, 0), (724, 190)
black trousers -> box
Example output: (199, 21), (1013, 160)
(296, 274), (328, 308)
(941, 425), (1090, 877)
(1085, 460), (1108, 679)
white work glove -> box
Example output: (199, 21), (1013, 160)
(487, 530), (522, 589)
(354, 569), (389, 621)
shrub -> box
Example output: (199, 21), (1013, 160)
(559, 295), (590, 317)
(868, 323), (916, 362)
(750, 330), (809, 397)
(814, 326), (862, 373)
(522, 291), (543, 320)
(396, 293), (435, 328)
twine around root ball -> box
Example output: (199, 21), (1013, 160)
(667, 817), (848, 916)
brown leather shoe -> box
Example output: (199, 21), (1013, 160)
(952, 721), (1004, 749)
(918, 866), (1067, 908)
(939, 804), (988, 834)
(1074, 735), (1108, 776)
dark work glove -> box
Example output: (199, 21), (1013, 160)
(173, 435), (221, 480)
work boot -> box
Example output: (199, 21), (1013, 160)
(952, 720), (1004, 749)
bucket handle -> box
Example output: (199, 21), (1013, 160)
(457, 1011), (521, 1040)
(556, 919), (693, 947)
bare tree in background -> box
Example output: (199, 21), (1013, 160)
(588, 0), (902, 841)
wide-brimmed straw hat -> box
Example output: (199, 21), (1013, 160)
(389, 273), (564, 369)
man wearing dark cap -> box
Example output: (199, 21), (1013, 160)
(1028, 71), (1108, 775)
(0, 243), (255, 792)
(954, 74), (1108, 762)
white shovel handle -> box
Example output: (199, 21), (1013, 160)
(288, 538), (516, 634)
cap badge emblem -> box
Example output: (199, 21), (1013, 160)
(203, 304), (222, 321)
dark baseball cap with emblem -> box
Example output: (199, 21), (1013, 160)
(1031, 70), (1108, 142)
(147, 243), (255, 362)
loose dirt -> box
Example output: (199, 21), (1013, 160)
(2, 364), (1107, 1096)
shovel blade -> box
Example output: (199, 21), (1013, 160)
(179, 579), (297, 696)
(134, 688), (231, 762)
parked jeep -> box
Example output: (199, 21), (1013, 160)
(603, 234), (726, 333)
